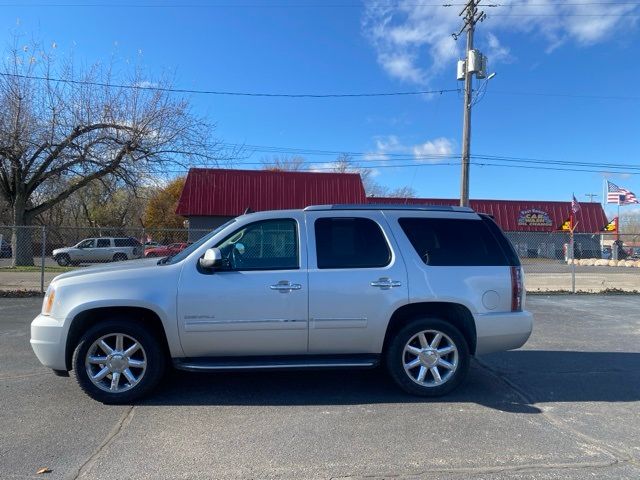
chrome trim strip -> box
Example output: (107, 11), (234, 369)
(174, 361), (377, 371)
(185, 319), (306, 326)
(184, 318), (307, 332)
(311, 318), (367, 329)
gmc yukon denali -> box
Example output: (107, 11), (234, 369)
(31, 205), (533, 403)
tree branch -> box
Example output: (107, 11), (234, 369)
(25, 143), (132, 218)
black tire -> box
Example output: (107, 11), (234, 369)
(112, 253), (128, 262)
(386, 318), (470, 397)
(72, 320), (166, 404)
(55, 254), (71, 267)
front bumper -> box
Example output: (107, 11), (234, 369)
(30, 314), (67, 371)
(474, 310), (533, 355)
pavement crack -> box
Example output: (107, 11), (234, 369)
(68, 405), (135, 480)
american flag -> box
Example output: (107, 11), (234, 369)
(571, 194), (581, 213)
(606, 181), (638, 205)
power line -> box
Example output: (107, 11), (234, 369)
(3, 72), (638, 102)
(5, 1), (640, 7)
(489, 13), (640, 16)
(0, 72), (458, 98)
(492, 90), (640, 101)
(220, 142), (640, 171)
(134, 161), (640, 175)
(471, 161), (640, 175)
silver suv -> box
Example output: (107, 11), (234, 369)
(52, 237), (143, 266)
(31, 205), (533, 403)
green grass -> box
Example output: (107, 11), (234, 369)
(0, 265), (76, 273)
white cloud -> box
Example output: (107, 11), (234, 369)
(486, 33), (511, 64)
(364, 135), (455, 164)
(362, 0), (639, 85)
(413, 137), (454, 160)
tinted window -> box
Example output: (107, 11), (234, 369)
(216, 219), (298, 270)
(398, 218), (508, 266)
(315, 217), (391, 269)
(96, 239), (110, 248)
(479, 215), (520, 266)
(114, 238), (140, 247)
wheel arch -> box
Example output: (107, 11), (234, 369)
(64, 306), (170, 371)
(383, 302), (477, 355)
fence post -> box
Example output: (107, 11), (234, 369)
(570, 235), (576, 293)
(41, 225), (46, 294)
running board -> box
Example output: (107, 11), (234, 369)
(173, 354), (380, 372)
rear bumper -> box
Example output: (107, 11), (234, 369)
(30, 314), (67, 371)
(474, 310), (533, 355)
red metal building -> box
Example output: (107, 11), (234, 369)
(176, 169), (609, 253)
(369, 197), (608, 233)
(176, 168), (367, 233)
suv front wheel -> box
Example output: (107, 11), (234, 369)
(386, 318), (470, 397)
(72, 320), (166, 404)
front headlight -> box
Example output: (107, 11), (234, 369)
(42, 284), (56, 316)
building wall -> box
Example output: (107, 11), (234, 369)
(187, 215), (234, 241)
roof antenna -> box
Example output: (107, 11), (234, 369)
(243, 207), (254, 215)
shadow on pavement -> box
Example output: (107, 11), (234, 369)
(139, 351), (640, 413)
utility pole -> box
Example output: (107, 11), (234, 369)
(455, 0), (486, 207)
(585, 193), (599, 203)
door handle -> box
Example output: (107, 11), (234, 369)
(269, 281), (302, 292)
(370, 277), (402, 290)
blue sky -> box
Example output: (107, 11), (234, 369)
(3, 0), (640, 217)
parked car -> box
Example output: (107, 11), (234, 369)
(143, 241), (163, 250)
(52, 237), (143, 266)
(144, 242), (189, 258)
(31, 205), (532, 403)
(0, 239), (12, 258)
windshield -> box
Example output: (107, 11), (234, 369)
(160, 219), (236, 265)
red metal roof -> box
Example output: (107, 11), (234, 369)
(369, 197), (609, 233)
(176, 168), (367, 217)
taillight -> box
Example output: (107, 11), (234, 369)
(510, 266), (523, 312)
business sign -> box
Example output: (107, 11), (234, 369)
(517, 208), (553, 227)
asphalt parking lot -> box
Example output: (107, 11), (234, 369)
(1, 295), (639, 479)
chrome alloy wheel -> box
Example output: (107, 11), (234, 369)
(85, 333), (147, 393)
(402, 330), (459, 387)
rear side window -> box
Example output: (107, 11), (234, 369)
(479, 215), (520, 266)
(315, 217), (391, 269)
(398, 218), (508, 266)
(96, 239), (110, 248)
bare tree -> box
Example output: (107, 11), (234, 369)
(260, 155), (305, 171)
(0, 39), (222, 265)
(331, 153), (416, 199)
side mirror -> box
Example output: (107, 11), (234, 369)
(199, 247), (223, 270)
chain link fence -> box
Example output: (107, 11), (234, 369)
(507, 231), (640, 293)
(1, 225), (638, 293)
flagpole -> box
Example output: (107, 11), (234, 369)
(617, 200), (620, 242)
(602, 179), (606, 256)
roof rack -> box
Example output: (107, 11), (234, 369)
(304, 204), (475, 213)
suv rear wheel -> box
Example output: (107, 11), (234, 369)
(386, 318), (470, 397)
(72, 320), (166, 404)
(112, 253), (127, 262)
